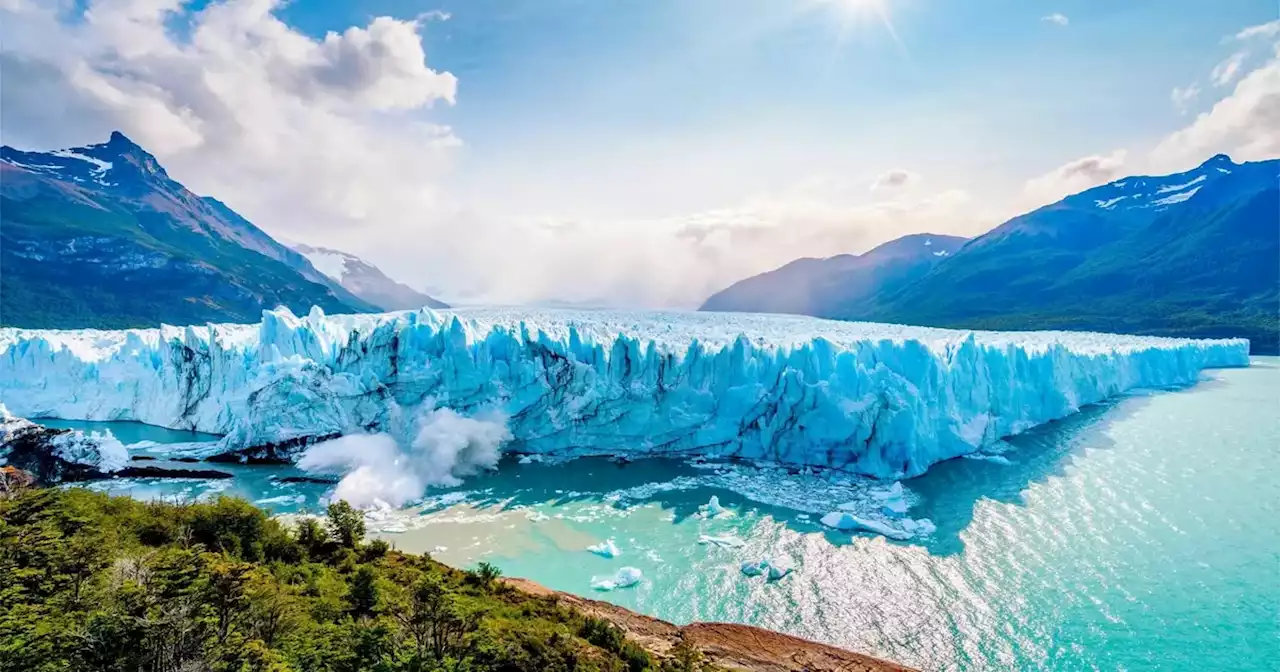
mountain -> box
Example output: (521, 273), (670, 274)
(289, 243), (448, 311)
(0, 132), (378, 329)
(871, 155), (1279, 351)
(704, 155), (1279, 353)
(699, 234), (968, 317)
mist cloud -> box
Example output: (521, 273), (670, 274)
(297, 408), (511, 509)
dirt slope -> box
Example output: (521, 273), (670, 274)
(504, 577), (916, 672)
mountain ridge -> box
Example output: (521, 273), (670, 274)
(1, 131), (378, 329)
(700, 233), (968, 317)
(288, 242), (449, 311)
(701, 155), (1279, 353)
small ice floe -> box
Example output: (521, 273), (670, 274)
(870, 482), (910, 517)
(963, 454), (1013, 465)
(126, 440), (160, 449)
(796, 513), (810, 521)
(741, 558), (794, 580)
(587, 538), (621, 558)
(766, 557), (793, 581)
(591, 567), (643, 591)
(254, 494), (306, 506)
(526, 511), (550, 522)
(518, 454), (545, 464)
(821, 511), (904, 538)
(819, 511), (935, 540)
(702, 495), (728, 518)
(697, 534), (746, 548)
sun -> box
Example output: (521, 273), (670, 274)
(812, 0), (902, 45)
(820, 0), (890, 20)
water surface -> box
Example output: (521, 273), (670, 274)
(64, 359), (1280, 671)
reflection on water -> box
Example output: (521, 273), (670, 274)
(48, 360), (1280, 671)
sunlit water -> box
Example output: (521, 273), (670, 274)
(62, 359), (1279, 671)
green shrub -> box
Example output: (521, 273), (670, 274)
(0, 487), (675, 672)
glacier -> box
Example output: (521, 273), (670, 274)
(0, 306), (1249, 479)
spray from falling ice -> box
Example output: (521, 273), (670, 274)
(296, 408), (512, 509)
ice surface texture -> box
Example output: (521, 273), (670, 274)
(0, 306), (1249, 478)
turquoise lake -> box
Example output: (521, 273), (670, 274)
(62, 358), (1279, 671)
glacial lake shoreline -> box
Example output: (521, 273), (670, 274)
(18, 357), (1278, 670)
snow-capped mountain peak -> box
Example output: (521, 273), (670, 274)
(1, 130), (169, 192)
(293, 244), (353, 282)
(289, 242), (448, 311)
(1071, 153), (1263, 213)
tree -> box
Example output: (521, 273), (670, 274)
(346, 565), (379, 619)
(326, 500), (365, 549)
(246, 574), (298, 647)
(205, 557), (254, 644)
(468, 561), (502, 592)
(393, 574), (472, 661)
(295, 517), (329, 559)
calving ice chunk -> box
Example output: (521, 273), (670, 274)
(0, 306), (1249, 480)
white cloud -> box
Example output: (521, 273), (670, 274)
(1023, 149), (1127, 204)
(420, 184), (986, 308)
(1151, 48), (1280, 171)
(1171, 83), (1201, 114)
(1041, 13), (1069, 27)
(0, 0), (994, 310)
(870, 168), (919, 191)
(1211, 51), (1246, 87)
(1234, 19), (1280, 41)
(0, 0), (464, 282)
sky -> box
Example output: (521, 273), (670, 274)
(1, 0), (1278, 307)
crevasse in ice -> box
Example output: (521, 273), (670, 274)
(0, 306), (1249, 478)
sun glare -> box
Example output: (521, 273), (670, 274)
(812, 0), (902, 46)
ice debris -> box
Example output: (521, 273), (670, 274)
(702, 495), (728, 517)
(766, 557), (794, 580)
(819, 511), (935, 540)
(591, 566), (643, 591)
(698, 534), (746, 548)
(870, 482), (910, 516)
(740, 558), (794, 580)
(587, 539), (621, 558)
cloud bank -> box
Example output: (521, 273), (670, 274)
(0, 4), (1276, 308)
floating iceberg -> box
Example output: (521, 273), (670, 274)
(741, 557), (794, 580)
(819, 510), (935, 540)
(587, 539), (621, 558)
(703, 495), (728, 517)
(766, 557), (794, 580)
(698, 534), (747, 548)
(591, 566), (643, 591)
(870, 482), (910, 516)
(0, 306), (1249, 478)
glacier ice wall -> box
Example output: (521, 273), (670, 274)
(0, 307), (1250, 478)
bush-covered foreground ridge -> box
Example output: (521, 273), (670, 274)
(0, 487), (707, 672)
